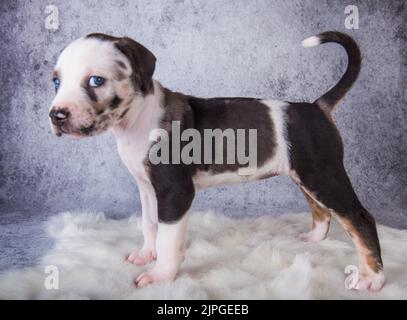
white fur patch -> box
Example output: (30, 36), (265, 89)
(261, 100), (291, 174)
(154, 214), (189, 275)
(1, 211), (406, 299)
(53, 38), (125, 107)
(113, 81), (164, 175)
(300, 219), (330, 242)
(302, 36), (321, 48)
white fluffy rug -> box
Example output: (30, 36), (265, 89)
(1, 211), (407, 300)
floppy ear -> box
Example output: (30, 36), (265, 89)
(115, 37), (156, 94)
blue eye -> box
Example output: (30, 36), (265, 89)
(53, 78), (60, 91)
(89, 76), (105, 88)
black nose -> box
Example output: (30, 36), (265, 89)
(49, 108), (70, 125)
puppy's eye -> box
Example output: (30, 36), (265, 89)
(53, 78), (60, 92)
(89, 76), (105, 88)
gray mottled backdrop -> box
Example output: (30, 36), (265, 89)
(0, 0), (406, 232)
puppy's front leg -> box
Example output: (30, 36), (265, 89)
(135, 214), (189, 287)
(135, 164), (195, 287)
(127, 181), (157, 265)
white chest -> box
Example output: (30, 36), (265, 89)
(116, 132), (151, 176)
(113, 87), (165, 180)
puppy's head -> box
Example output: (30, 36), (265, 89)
(49, 34), (156, 137)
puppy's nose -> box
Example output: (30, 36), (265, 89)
(49, 108), (70, 125)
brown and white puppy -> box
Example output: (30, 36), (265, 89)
(49, 31), (384, 290)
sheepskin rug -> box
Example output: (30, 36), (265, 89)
(1, 210), (407, 300)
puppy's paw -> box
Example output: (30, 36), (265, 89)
(298, 230), (325, 242)
(135, 267), (175, 288)
(127, 246), (156, 266)
(298, 231), (312, 242)
(354, 271), (385, 291)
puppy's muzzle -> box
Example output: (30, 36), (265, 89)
(49, 108), (70, 126)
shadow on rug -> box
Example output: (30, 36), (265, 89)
(0, 211), (406, 299)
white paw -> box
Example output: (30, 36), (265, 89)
(127, 246), (156, 266)
(298, 231), (312, 242)
(135, 267), (175, 288)
(298, 231), (325, 242)
(354, 271), (385, 291)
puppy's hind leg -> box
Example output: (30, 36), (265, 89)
(297, 185), (331, 242)
(294, 163), (384, 291)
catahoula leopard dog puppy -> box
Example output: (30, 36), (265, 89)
(49, 31), (384, 290)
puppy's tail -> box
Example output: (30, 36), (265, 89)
(302, 31), (361, 113)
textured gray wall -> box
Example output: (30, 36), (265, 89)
(0, 0), (406, 227)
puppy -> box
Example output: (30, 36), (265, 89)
(49, 31), (384, 290)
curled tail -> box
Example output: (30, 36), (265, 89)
(302, 31), (361, 113)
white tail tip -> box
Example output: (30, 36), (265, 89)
(302, 36), (320, 48)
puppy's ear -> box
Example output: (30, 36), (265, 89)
(115, 37), (156, 94)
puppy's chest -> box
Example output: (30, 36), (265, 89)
(117, 132), (151, 177)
